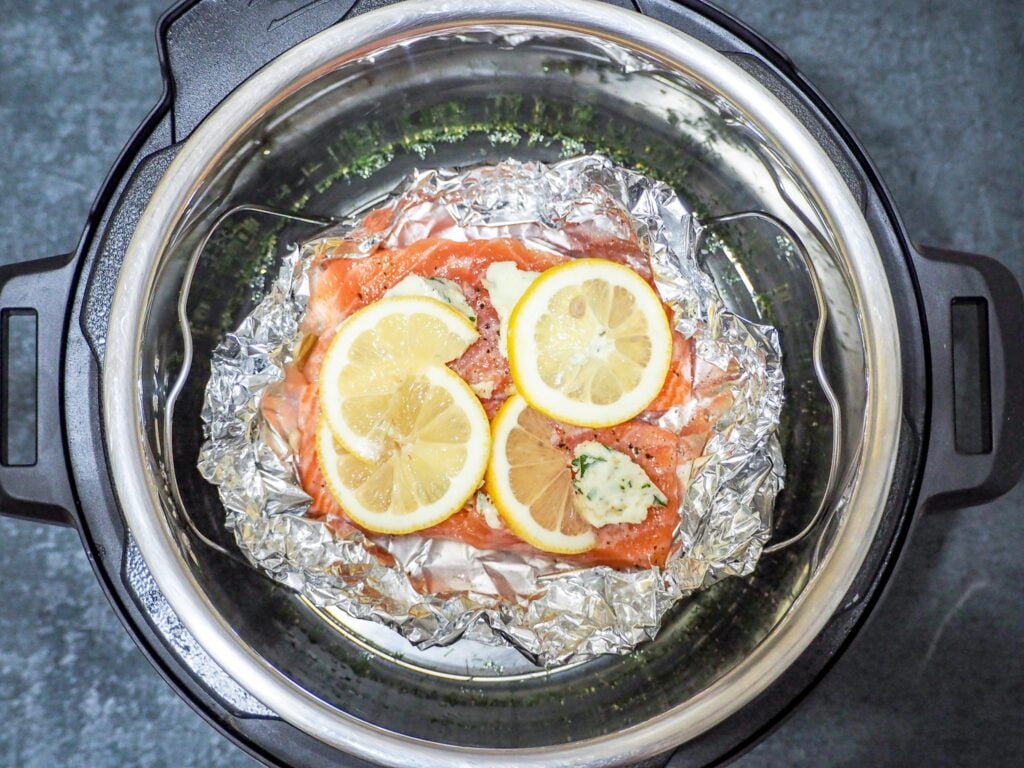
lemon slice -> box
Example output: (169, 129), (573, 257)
(316, 365), (490, 534)
(486, 394), (596, 554)
(507, 258), (673, 428)
(320, 296), (478, 460)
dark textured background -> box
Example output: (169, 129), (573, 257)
(1, 1), (1021, 766)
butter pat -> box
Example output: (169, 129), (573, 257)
(475, 491), (503, 530)
(483, 261), (541, 357)
(385, 274), (476, 324)
(571, 441), (667, 527)
(470, 380), (496, 400)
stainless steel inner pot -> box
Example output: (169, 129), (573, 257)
(103, 1), (900, 765)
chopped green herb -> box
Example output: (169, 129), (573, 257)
(570, 453), (606, 477)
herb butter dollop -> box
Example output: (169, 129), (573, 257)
(571, 441), (667, 527)
(483, 261), (541, 357)
(385, 274), (476, 324)
(475, 491), (503, 530)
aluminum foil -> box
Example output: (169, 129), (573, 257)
(198, 155), (784, 666)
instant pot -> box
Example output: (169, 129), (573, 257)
(1, 1), (1022, 766)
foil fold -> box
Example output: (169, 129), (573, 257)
(199, 155), (784, 666)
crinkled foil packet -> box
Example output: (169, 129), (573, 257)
(198, 155), (784, 666)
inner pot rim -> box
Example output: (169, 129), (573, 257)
(103, 1), (903, 765)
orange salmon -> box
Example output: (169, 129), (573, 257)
(262, 234), (727, 571)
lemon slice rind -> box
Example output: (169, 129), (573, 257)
(319, 296), (478, 461)
(507, 258), (672, 429)
(316, 365), (490, 535)
(486, 395), (597, 554)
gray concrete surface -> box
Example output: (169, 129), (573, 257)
(1, 1), (1021, 766)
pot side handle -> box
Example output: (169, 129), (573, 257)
(0, 254), (77, 526)
(913, 245), (1024, 512)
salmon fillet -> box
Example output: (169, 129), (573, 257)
(261, 234), (725, 570)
